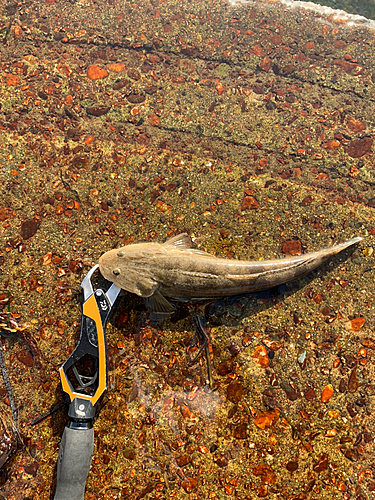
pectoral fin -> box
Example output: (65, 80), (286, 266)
(144, 291), (176, 320)
(132, 278), (159, 297)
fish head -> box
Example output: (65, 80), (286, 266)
(98, 242), (163, 297)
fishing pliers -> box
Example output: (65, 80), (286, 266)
(54, 264), (121, 500)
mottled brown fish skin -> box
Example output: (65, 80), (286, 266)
(98, 234), (361, 301)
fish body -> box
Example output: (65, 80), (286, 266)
(98, 234), (361, 316)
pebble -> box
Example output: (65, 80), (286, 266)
(282, 240), (302, 256)
(321, 384), (334, 403)
(347, 137), (373, 158)
(251, 464), (277, 485)
(176, 454), (190, 467)
(6, 74), (19, 86)
(20, 220), (40, 240)
(233, 422), (248, 439)
(348, 368), (359, 393)
(181, 477), (198, 493)
(226, 381), (243, 403)
(251, 346), (269, 368)
(86, 106), (110, 117)
(16, 349), (34, 367)
(254, 408), (280, 429)
(346, 317), (365, 331)
(87, 65), (108, 80)
(313, 453), (328, 472)
(241, 196), (259, 211)
(106, 63), (126, 73)
(286, 461), (298, 472)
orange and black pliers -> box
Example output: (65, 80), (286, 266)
(54, 264), (121, 500)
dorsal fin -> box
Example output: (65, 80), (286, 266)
(163, 233), (193, 249)
(163, 233), (217, 258)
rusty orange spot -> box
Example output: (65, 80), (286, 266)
(254, 408), (280, 429)
(251, 345), (269, 368)
(42, 252), (52, 266)
(85, 136), (95, 145)
(198, 445), (208, 454)
(172, 76), (186, 83)
(262, 339), (281, 351)
(162, 395), (175, 412)
(87, 65), (108, 80)
(106, 63), (126, 73)
(224, 485), (234, 495)
(337, 482), (347, 492)
(322, 139), (341, 150)
(321, 384), (334, 403)
(282, 239), (302, 256)
(58, 64), (72, 77)
(252, 464), (277, 485)
(346, 317), (366, 331)
(241, 195), (259, 211)
(6, 74), (19, 86)
(349, 165), (360, 177)
(148, 114), (161, 126)
(260, 56), (272, 72)
(156, 200), (171, 212)
(180, 404), (195, 419)
(271, 35), (282, 45)
(216, 84), (226, 95)
(250, 44), (265, 57)
(181, 477), (198, 493)
(347, 116), (366, 133)
(12, 25), (22, 38)
(325, 429), (337, 437)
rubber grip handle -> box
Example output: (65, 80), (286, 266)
(54, 426), (94, 500)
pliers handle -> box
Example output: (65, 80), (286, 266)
(54, 265), (121, 500)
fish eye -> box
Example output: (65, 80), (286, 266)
(113, 268), (121, 276)
(117, 251), (124, 258)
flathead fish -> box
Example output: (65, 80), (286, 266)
(98, 234), (361, 316)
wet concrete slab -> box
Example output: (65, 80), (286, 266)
(0, 0), (374, 498)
